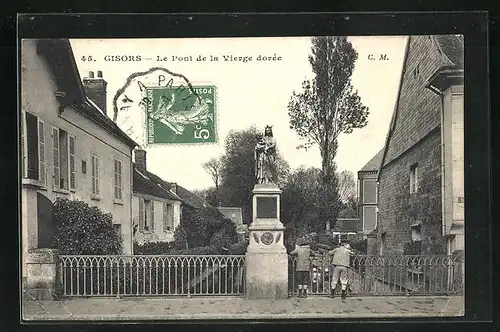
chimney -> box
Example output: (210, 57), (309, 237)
(83, 70), (108, 115)
(134, 148), (147, 173)
(170, 182), (177, 195)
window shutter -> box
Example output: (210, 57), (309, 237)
(91, 155), (100, 196)
(139, 198), (144, 231)
(69, 136), (75, 190)
(20, 112), (26, 178)
(95, 157), (100, 195)
(163, 202), (168, 232)
(52, 127), (60, 189)
(37, 120), (46, 185)
(114, 159), (122, 200)
(118, 160), (122, 199)
(415, 166), (418, 192)
(114, 159), (118, 199)
(150, 202), (155, 230)
(91, 156), (96, 195)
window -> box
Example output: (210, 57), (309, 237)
(363, 179), (377, 204)
(409, 163), (419, 193)
(21, 111), (46, 184)
(91, 155), (100, 196)
(52, 127), (71, 190)
(69, 136), (75, 190)
(363, 206), (377, 232)
(163, 202), (174, 232)
(411, 224), (422, 242)
(139, 199), (154, 232)
(58, 129), (69, 190)
(114, 159), (123, 201)
(412, 64), (420, 79)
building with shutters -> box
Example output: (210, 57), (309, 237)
(375, 35), (464, 256)
(20, 39), (138, 278)
(131, 148), (183, 245)
(130, 148), (212, 245)
(357, 149), (384, 235)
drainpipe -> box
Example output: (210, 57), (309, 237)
(439, 94), (447, 241)
(129, 149), (134, 255)
(427, 84), (447, 241)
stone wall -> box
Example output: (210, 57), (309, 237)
(378, 129), (445, 255)
(377, 36), (452, 256)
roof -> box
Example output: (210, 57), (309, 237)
(173, 185), (211, 209)
(217, 207), (243, 225)
(36, 39), (138, 148)
(377, 35), (463, 181)
(359, 149), (384, 172)
(142, 169), (211, 209)
(433, 35), (464, 68)
(133, 165), (181, 201)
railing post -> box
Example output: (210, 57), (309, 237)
(24, 248), (59, 301)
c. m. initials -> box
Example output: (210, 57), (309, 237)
(368, 54), (389, 61)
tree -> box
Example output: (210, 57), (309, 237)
(218, 126), (290, 223)
(288, 36), (369, 231)
(338, 170), (356, 203)
(202, 157), (221, 206)
(192, 187), (219, 207)
(281, 167), (321, 230)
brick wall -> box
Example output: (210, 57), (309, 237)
(377, 36), (450, 256)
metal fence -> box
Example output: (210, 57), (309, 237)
(288, 255), (464, 297)
(57, 255), (246, 297)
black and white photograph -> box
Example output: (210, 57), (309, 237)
(20, 29), (466, 320)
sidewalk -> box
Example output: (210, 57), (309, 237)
(22, 295), (464, 321)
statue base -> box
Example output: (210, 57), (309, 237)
(245, 183), (288, 299)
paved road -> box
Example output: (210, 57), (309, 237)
(22, 295), (464, 321)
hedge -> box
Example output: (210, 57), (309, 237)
(51, 197), (122, 255)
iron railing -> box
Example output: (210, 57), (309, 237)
(57, 255), (246, 297)
(288, 255), (464, 296)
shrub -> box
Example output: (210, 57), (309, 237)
(351, 239), (367, 254)
(403, 241), (422, 255)
(228, 240), (249, 255)
(134, 241), (173, 255)
(51, 197), (122, 255)
(210, 219), (238, 249)
(171, 206), (238, 250)
(168, 245), (223, 255)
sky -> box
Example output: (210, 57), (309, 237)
(70, 36), (407, 192)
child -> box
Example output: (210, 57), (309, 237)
(328, 242), (354, 299)
(290, 241), (316, 298)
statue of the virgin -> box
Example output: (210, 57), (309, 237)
(255, 125), (277, 184)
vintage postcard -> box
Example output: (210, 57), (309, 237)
(20, 34), (465, 320)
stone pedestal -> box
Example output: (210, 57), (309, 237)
(245, 184), (288, 299)
(24, 248), (59, 300)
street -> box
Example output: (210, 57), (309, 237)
(23, 295), (464, 321)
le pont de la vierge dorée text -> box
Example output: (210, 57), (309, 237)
(80, 54), (283, 63)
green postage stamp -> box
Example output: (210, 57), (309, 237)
(146, 85), (216, 144)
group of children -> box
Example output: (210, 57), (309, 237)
(290, 240), (354, 300)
